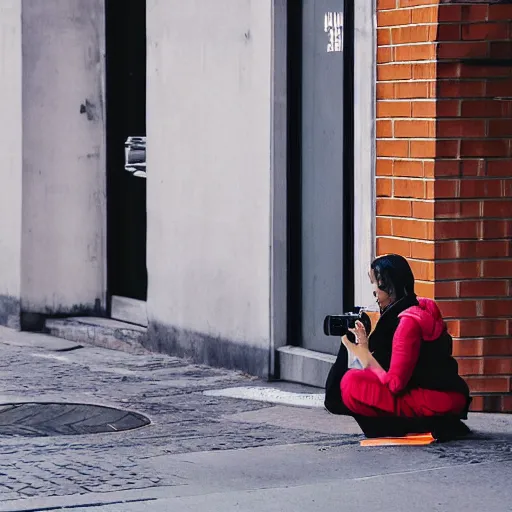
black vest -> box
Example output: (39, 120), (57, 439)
(369, 295), (471, 416)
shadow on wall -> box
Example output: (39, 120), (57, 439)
(434, 1), (512, 413)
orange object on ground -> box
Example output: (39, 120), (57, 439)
(360, 433), (435, 447)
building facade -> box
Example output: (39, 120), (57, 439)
(0, 0), (510, 412)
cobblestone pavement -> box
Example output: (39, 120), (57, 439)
(0, 329), (510, 507)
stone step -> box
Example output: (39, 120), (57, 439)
(45, 317), (149, 355)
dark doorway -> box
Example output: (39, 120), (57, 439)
(105, 0), (147, 302)
(287, 0), (354, 355)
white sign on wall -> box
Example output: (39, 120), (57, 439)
(324, 12), (343, 53)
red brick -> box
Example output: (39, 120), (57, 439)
(395, 82), (435, 99)
(377, 47), (393, 63)
(395, 120), (435, 138)
(487, 79), (512, 98)
(423, 161), (435, 178)
(490, 41), (512, 59)
(377, 140), (409, 158)
(487, 160), (512, 177)
(459, 280), (508, 298)
(483, 199), (512, 218)
(410, 240), (435, 260)
(376, 177), (393, 197)
(480, 219), (511, 239)
(409, 259), (435, 281)
(376, 217), (393, 236)
(435, 281), (458, 298)
(453, 338), (512, 357)
(377, 82), (395, 100)
(413, 64), (437, 81)
(416, 281), (435, 298)
(456, 319), (509, 338)
(435, 241), (459, 259)
(482, 260), (512, 279)
(489, 120), (512, 138)
(460, 179), (503, 198)
(411, 101), (436, 118)
(378, 64), (412, 81)
(435, 180), (458, 198)
(377, 101), (412, 118)
(461, 140), (509, 158)
(412, 201), (434, 220)
(395, 44), (436, 62)
(378, 9), (412, 27)
(437, 23), (462, 42)
(412, 7), (437, 24)
(392, 218), (434, 240)
(438, 300), (477, 319)
(394, 179), (425, 199)
(435, 200), (480, 219)
(377, 158), (394, 176)
(377, 28), (392, 46)
(482, 299), (512, 318)
(462, 22), (509, 41)
(438, 41), (488, 60)
(461, 100), (512, 118)
(376, 198), (412, 217)
(435, 160), (460, 177)
(436, 100), (460, 118)
(393, 160), (423, 178)
(392, 25), (434, 44)
(436, 140), (460, 158)
(377, 120), (393, 138)
(461, 4), (489, 23)
(410, 140), (436, 158)
(438, 80), (486, 99)
(465, 376), (510, 394)
(439, 5), (462, 23)
(436, 220), (480, 240)
(399, 0), (437, 6)
(377, 0), (396, 9)
(436, 260), (481, 280)
(437, 120), (486, 138)
(457, 240), (510, 259)
(377, 237), (412, 257)
(461, 160), (486, 177)
(488, 4), (512, 21)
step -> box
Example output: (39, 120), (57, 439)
(111, 295), (148, 327)
(277, 346), (336, 389)
(45, 317), (148, 355)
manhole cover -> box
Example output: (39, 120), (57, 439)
(0, 402), (150, 437)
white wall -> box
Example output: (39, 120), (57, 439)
(146, 0), (274, 370)
(0, 1), (22, 326)
(21, 0), (107, 314)
(354, 0), (376, 308)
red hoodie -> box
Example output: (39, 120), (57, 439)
(370, 298), (446, 395)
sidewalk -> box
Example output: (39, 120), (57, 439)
(0, 326), (510, 511)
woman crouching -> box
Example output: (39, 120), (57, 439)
(324, 254), (471, 441)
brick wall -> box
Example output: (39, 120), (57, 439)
(376, 0), (512, 412)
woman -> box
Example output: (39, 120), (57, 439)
(324, 254), (472, 441)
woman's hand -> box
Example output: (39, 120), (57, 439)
(348, 320), (369, 347)
(341, 321), (373, 368)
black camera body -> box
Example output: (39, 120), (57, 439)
(323, 310), (372, 343)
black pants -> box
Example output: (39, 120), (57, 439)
(324, 344), (470, 441)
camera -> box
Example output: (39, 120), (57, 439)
(323, 309), (372, 343)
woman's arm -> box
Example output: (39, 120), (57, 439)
(344, 317), (423, 394)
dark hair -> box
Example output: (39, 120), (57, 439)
(370, 254), (415, 300)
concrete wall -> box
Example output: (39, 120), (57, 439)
(21, 0), (107, 314)
(146, 0), (274, 376)
(353, 0), (376, 309)
(0, 1), (22, 327)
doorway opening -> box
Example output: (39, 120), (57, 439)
(105, 0), (148, 324)
(287, 0), (354, 356)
